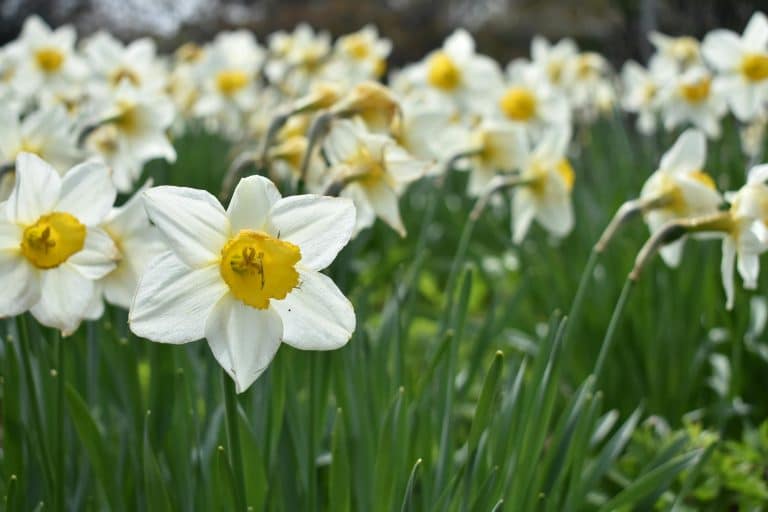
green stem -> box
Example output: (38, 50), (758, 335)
(55, 329), (64, 512)
(221, 370), (247, 511)
(562, 249), (599, 348)
(15, 315), (56, 499)
(593, 279), (635, 380)
(307, 354), (318, 512)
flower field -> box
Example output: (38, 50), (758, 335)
(1, 11), (768, 511)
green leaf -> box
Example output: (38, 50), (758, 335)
(142, 411), (173, 512)
(329, 409), (351, 512)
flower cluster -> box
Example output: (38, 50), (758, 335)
(2, 13), (768, 391)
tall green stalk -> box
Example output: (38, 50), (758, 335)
(594, 279), (636, 380)
(221, 370), (247, 511)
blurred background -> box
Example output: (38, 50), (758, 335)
(0, 0), (761, 65)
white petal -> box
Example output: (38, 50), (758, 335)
(702, 30), (744, 71)
(267, 195), (355, 271)
(744, 12), (768, 50)
(659, 239), (684, 268)
(0, 251), (40, 317)
(143, 186), (230, 267)
(721, 238), (736, 310)
(660, 129), (706, 175)
(748, 164), (768, 184)
(7, 153), (61, 224)
(30, 265), (94, 336)
(366, 181), (406, 237)
(56, 161), (116, 225)
(227, 175), (281, 233)
(129, 251), (227, 343)
(0, 216), (21, 250)
(271, 268), (355, 350)
(534, 190), (574, 238)
(738, 251), (760, 289)
(205, 294), (283, 393)
(512, 188), (536, 244)
(324, 120), (362, 164)
(67, 227), (118, 280)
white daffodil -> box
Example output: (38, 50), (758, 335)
(85, 83), (176, 192)
(720, 164), (768, 309)
(323, 120), (428, 236)
(266, 24), (332, 95)
(620, 58), (674, 134)
(410, 29), (503, 115)
(466, 121), (527, 197)
(0, 105), (81, 175)
(0, 153), (118, 335)
(87, 184), (165, 318)
(658, 66), (727, 138)
(530, 36), (578, 91)
(82, 31), (167, 93)
(639, 129), (723, 266)
(512, 127), (575, 243)
(9, 15), (87, 98)
(494, 60), (570, 136)
(702, 11), (768, 122)
(649, 31), (702, 72)
(565, 52), (614, 120)
(193, 31), (264, 132)
(331, 25), (391, 83)
(129, 175), (357, 392)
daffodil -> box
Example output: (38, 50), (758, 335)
(323, 120), (428, 236)
(266, 24), (331, 95)
(720, 165), (768, 309)
(9, 15), (87, 98)
(466, 121), (527, 197)
(86, 184), (165, 318)
(620, 58), (674, 134)
(82, 31), (166, 93)
(702, 11), (768, 122)
(512, 127), (575, 243)
(639, 129), (723, 266)
(658, 66), (727, 138)
(649, 31), (702, 72)
(331, 25), (391, 83)
(193, 31), (264, 132)
(530, 36), (578, 91)
(0, 153), (118, 334)
(410, 29), (502, 115)
(85, 82), (176, 192)
(129, 175), (356, 392)
(494, 61), (570, 135)
(0, 105), (80, 174)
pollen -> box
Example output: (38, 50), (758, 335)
(35, 47), (65, 73)
(216, 70), (249, 96)
(220, 230), (301, 310)
(111, 67), (141, 86)
(679, 77), (711, 103)
(499, 87), (537, 121)
(741, 53), (768, 82)
(427, 52), (461, 91)
(21, 212), (86, 269)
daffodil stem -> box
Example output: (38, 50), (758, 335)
(221, 370), (247, 511)
(55, 329), (64, 512)
(593, 278), (635, 380)
(15, 315), (56, 500)
(307, 354), (318, 512)
(298, 111), (333, 194)
(562, 249), (600, 348)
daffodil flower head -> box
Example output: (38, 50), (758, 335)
(129, 175), (357, 392)
(512, 126), (575, 243)
(467, 121), (527, 197)
(720, 164), (768, 309)
(640, 129), (723, 266)
(0, 153), (118, 334)
(702, 11), (768, 122)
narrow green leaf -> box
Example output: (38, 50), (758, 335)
(329, 409), (351, 512)
(467, 351), (504, 455)
(399, 459), (422, 512)
(142, 411), (173, 512)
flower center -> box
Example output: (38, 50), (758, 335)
(499, 87), (537, 121)
(35, 47), (65, 73)
(219, 230), (301, 309)
(679, 77), (710, 103)
(427, 52), (461, 91)
(111, 67), (141, 86)
(741, 53), (768, 82)
(343, 35), (370, 60)
(216, 70), (249, 96)
(113, 102), (139, 134)
(689, 170), (717, 190)
(21, 212), (86, 269)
